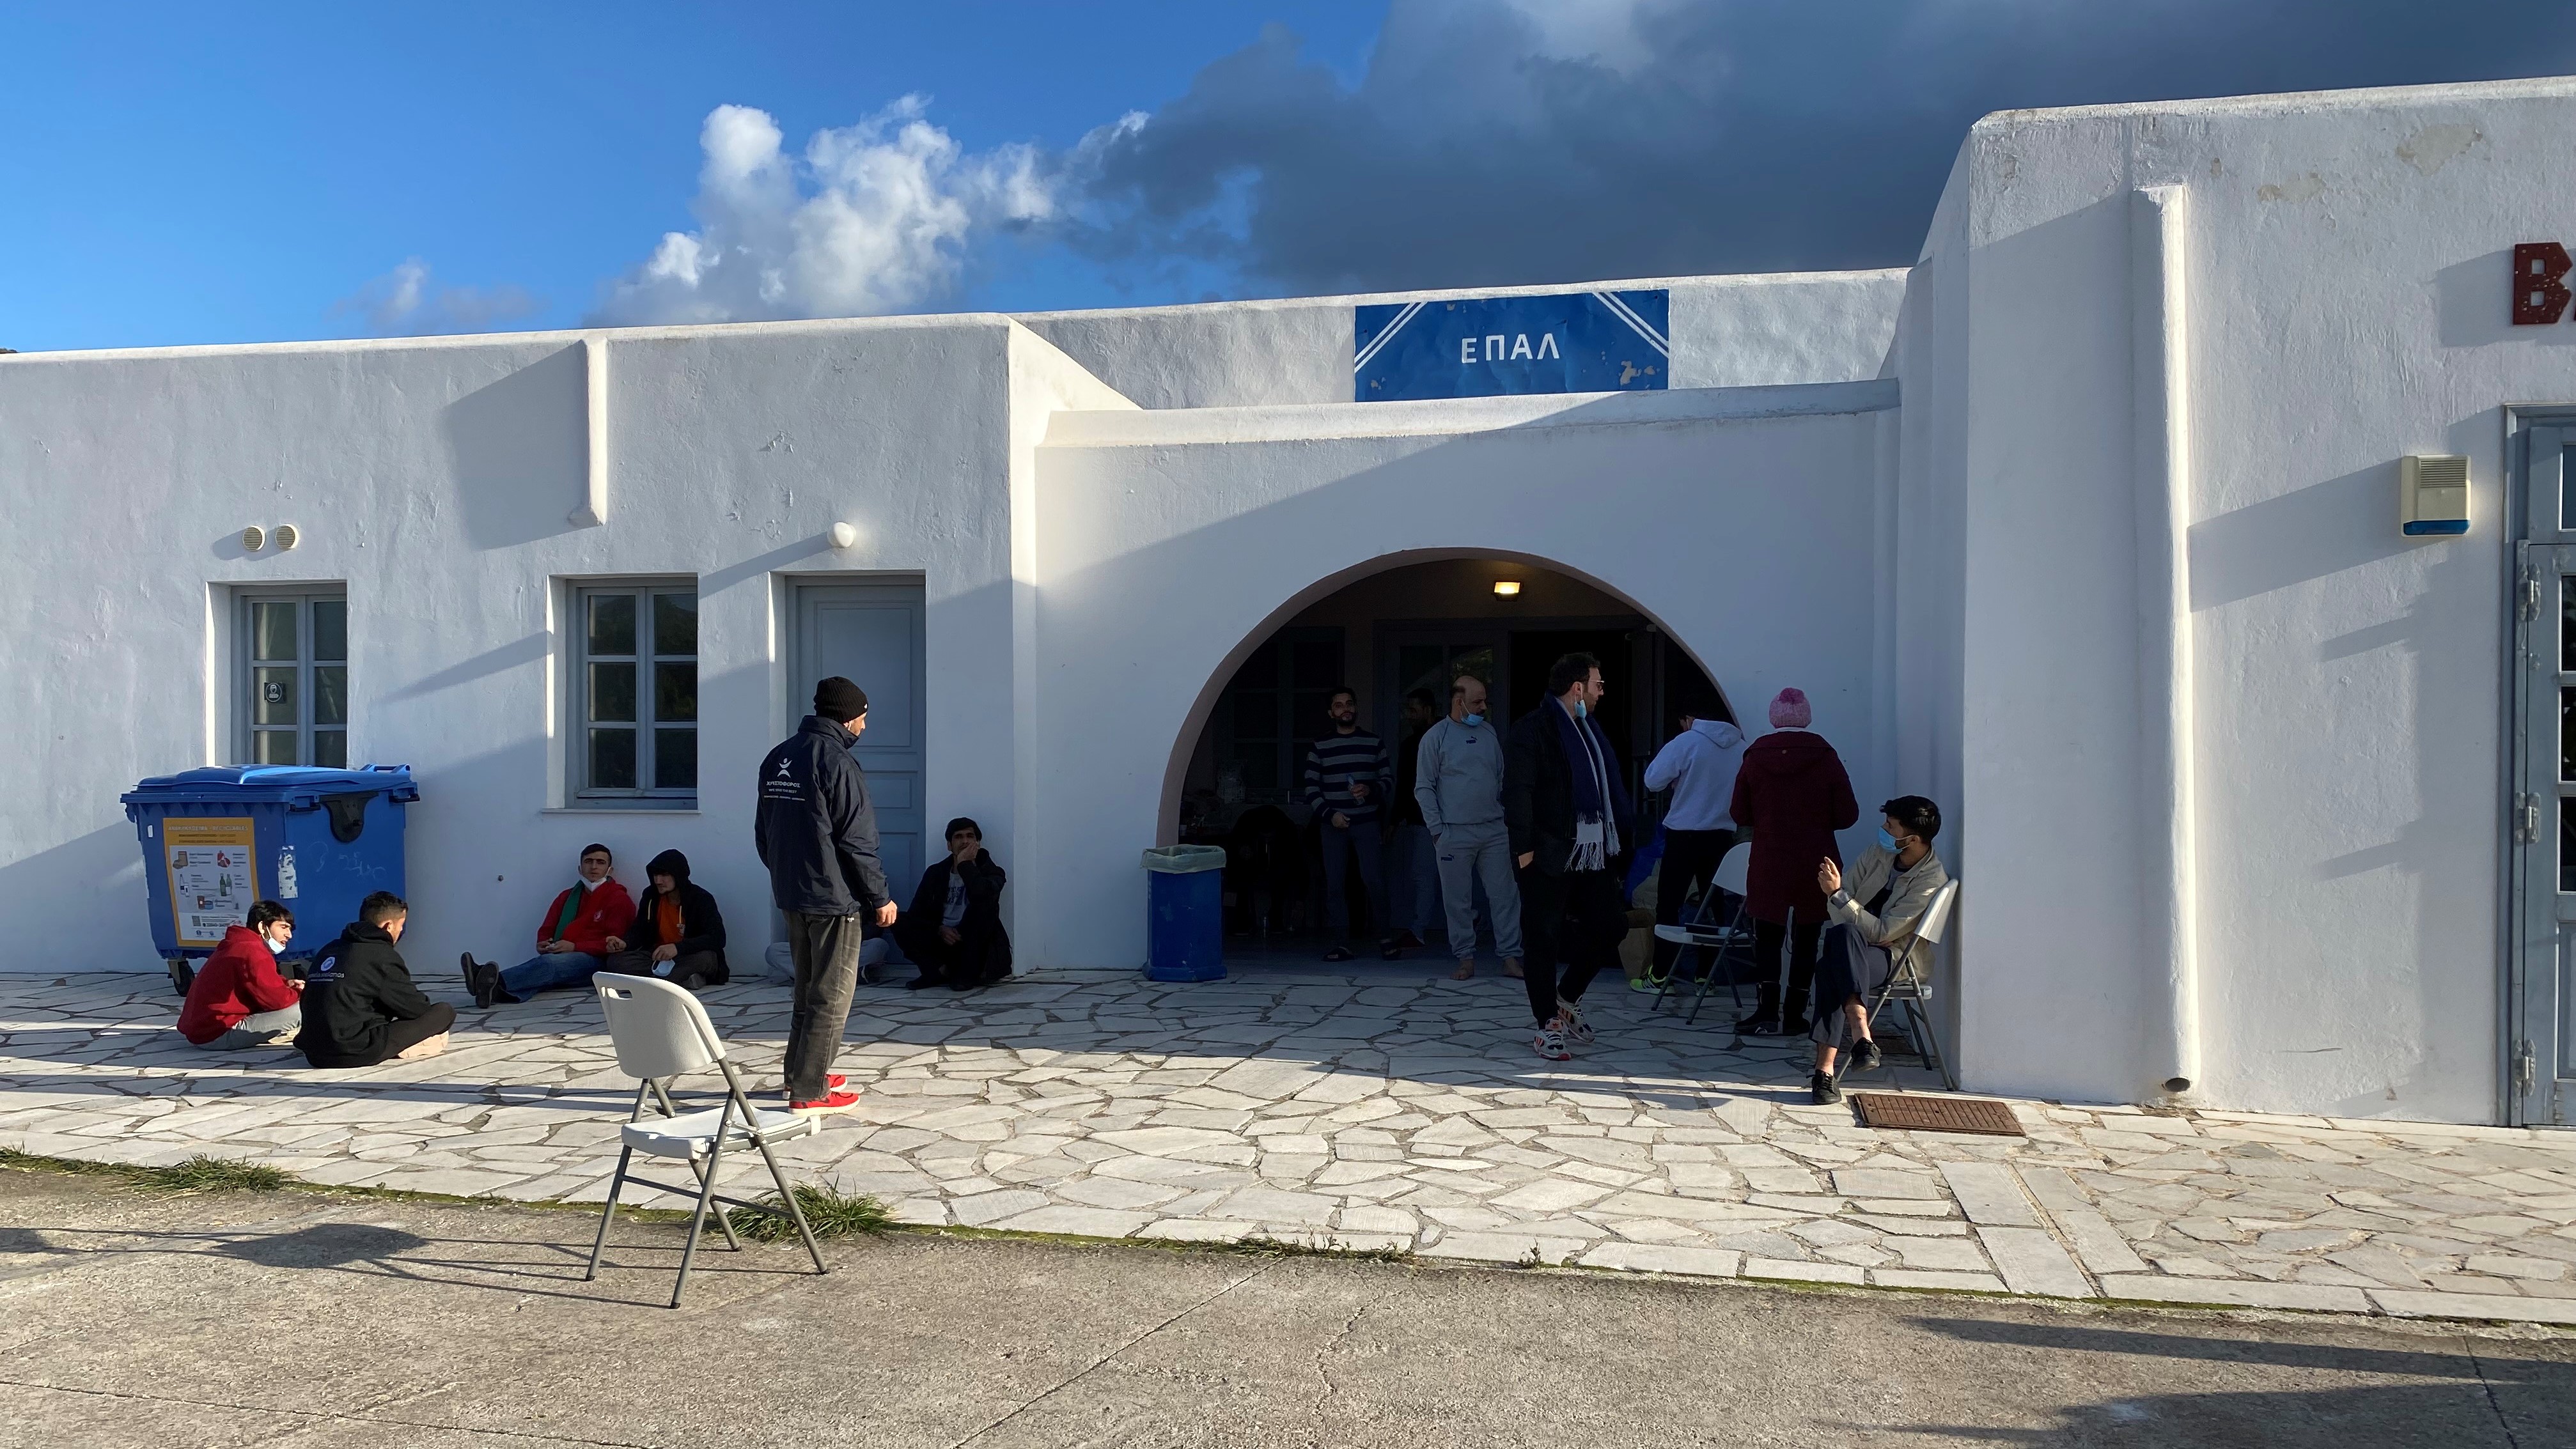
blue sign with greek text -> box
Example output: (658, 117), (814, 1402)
(1353, 290), (1669, 402)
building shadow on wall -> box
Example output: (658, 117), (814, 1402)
(2187, 461), (2416, 612)
(0, 823), (153, 973)
(448, 344), (589, 551)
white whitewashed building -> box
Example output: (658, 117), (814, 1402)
(10, 75), (2576, 1126)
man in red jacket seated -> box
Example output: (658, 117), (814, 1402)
(459, 843), (634, 1007)
(176, 901), (305, 1048)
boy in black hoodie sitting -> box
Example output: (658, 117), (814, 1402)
(894, 817), (1011, 991)
(603, 849), (730, 992)
(296, 892), (455, 1068)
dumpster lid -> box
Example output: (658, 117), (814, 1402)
(122, 764), (419, 813)
(1143, 845), (1226, 873)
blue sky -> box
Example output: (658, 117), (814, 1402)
(0, 3), (1381, 350)
(8, 2), (2573, 353)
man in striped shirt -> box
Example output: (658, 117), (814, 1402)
(1304, 686), (1402, 962)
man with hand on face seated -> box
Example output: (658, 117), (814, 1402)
(297, 892), (455, 1068)
(602, 849), (730, 992)
(1806, 795), (1951, 1106)
(893, 817), (1011, 991)
(176, 900), (305, 1049)
(462, 843), (634, 1008)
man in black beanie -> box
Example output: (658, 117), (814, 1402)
(756, 676), (893, 1114)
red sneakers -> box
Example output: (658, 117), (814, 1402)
(829, 1073), (846, 1089)
(789, 1089), (861, 1116)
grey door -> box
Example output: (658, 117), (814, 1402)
(793, 582), (927, 899)
(2513, 425), (2576, 1126)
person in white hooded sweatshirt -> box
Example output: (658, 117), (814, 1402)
(1642, 708), (1748, 978)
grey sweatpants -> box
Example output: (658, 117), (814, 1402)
(192, 1005), (301, 1049)
(783, 911), (864, 1102)
(1432, 818), (1522, 960)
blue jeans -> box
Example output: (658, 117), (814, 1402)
(1318, 817), (1387, 943)
(499, 950), (605, 1001)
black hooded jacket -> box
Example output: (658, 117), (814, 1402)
(630, 849), (728, 968)
(295, 920), (437, 1069)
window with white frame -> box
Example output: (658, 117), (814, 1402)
(572, 583), (697, 804)
(240, 591), (349, 767)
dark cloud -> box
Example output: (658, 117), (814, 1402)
(1073, 0), (2576, 295)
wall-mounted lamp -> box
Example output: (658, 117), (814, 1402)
(1492, 580), (1522, 597)
(830, 521), (859, 549)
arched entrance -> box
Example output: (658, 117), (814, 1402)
(1154, 550), (1731, 955)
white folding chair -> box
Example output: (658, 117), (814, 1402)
(584, 975), (828, 1307)
(1831, 878), (1961, 1093)
(1651, 842), (1756, 1030)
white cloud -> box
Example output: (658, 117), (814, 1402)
(595, 98), (1054, 325)
(332, 258), (538, 336)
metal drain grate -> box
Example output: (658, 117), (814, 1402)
(1850, 1092), (2026, 1136)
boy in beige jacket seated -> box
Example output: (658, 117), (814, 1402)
(1807, 795), (1949, 1104)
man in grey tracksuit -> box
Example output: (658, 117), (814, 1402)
(1414, 674), (1524, 980)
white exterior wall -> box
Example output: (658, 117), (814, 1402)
(1022, 384), (1898, 970)
(1017, 270), (1908, 408)
(1919, 78), (2576, 1122)
(0, 318), (1128, 980)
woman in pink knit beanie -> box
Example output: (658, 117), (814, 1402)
(1728, 685), (1857, 1034)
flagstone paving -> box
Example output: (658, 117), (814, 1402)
(5, 968), (2576, 1328)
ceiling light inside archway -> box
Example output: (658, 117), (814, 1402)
(1492, 580), (1522, 597)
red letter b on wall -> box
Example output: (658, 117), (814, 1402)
(2514, 242), (2572, 325)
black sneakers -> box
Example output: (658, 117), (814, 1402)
(1854, 1038), (1884, 1072)
(1810, 1071), (1843, 1106)
(460, 954), (497, 1009)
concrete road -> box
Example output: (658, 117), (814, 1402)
(0, 1166), (2568, 1448)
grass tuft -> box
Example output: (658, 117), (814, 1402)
(150, 1155), (297, 1193)
(725, 1184), (895, 1243)
(1238, 1234), (1418, 1265)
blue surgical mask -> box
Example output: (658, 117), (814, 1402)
(1463, 712), (1485, 727)
(1877, 829), (1900, 851)
(1573, 700), (1588, 719)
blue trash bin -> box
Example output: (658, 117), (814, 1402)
(1143, 845), (1227, 982)
(121, 766), (419, 992)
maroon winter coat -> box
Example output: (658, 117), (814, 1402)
(1727, 729), (1860, 925)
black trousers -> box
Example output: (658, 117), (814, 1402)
(1654, 828), (1739, 972)
(1752, 916), (1823, 1021)
(332, 1002), (455, 1067)
(893, 915), (1011, 986)
(1518, 865), (1625, 1027)
(602, 949), (725, 989)
(1810, 924), (1893, 1049)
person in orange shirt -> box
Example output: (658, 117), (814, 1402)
(602, 849), (729, 992)
(461, 843), (634, 1007)
(176, 901), (304, 1048)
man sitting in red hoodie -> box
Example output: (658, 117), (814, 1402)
(176, 901), (304, 1048)
(459, 843), (634, 1007)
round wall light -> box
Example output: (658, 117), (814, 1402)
(831, 521), (859, 550)
(1492, 579), (1522, 597)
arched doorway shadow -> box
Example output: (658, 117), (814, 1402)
(1157, 546), (1735, 842)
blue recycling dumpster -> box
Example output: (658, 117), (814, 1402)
(121, 766), (419, 986)
(1143, 845), (1226, 982)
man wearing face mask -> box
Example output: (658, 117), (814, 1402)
(176, 900), (304, 1048)
(1806, 796), (1951, 1105)
(1414, 674), (1523, 981)
(460, 843), (635, 1009)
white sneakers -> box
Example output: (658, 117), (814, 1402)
(1532, 1021), (1572, 1061)
(1557, 1000), (1595, 1046)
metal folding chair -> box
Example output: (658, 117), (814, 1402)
(1830, 878), (1962, 1092)
(584, 975), (829, 1307)
(1650, 842), (1756, 1030)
